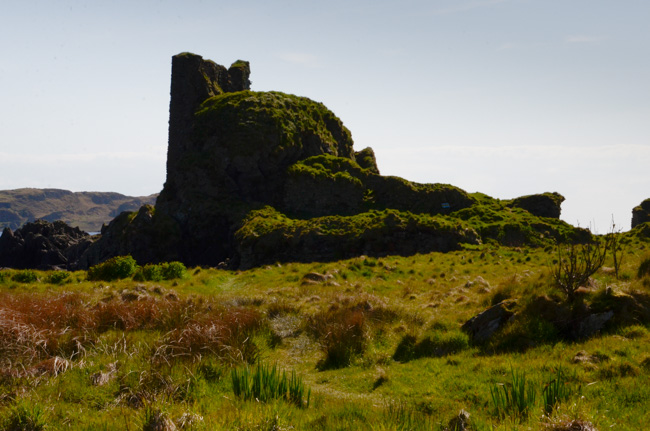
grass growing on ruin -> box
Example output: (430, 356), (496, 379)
(0, 237), (650, 429)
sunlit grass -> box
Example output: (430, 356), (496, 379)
(0, 241), (648, 429)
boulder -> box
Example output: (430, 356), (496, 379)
(461, 300), (517, 343)
(576, 311), (614, 339)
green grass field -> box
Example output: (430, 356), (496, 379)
(1, 237), (649, 430)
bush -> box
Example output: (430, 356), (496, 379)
(133, 262), (187, 282)
(161, 261), (187, 280)
(133, 264), (163, 282)
(87, 256), (138, 281)
(551, 239), (609, 302)
(46, 271), (70, 285)
(12, 270), (38, 284)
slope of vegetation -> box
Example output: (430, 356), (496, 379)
(0, 188), (157, 232)
(1, 232), (649, 430)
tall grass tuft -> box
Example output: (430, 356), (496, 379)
(382, 399), (430, 430)
(152, 307), (263, 365)
(307, 306), (366, 369)
(231, 362), (310, 408)
(490, 367), (536, 420)
(542, 367), (572, 414)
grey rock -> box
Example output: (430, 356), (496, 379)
(577, 311), (614, 339)
(461, 300), (517, 343)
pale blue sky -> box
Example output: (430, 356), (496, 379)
(1, 0), (649, 231)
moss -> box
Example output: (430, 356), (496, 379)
(452, 201), (586, 247)
(235, 207), (480, 268)
(193, 91), (353, 158)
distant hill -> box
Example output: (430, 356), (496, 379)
(0, 188), (158, 232)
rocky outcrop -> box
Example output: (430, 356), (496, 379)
(75, 53), (580, 270)
(631, 199), (650, 228)
(75, 205), (181, 270)
(0, 220), (94, 270)
(354, 147), (379, 174)
(508, 192), (564, 219)
(235, 207), (480, 269)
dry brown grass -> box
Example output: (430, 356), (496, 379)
(152, 307), (264, 365)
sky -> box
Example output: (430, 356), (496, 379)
(1, 0), (649, 232)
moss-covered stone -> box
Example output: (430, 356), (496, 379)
(631, 198), (650, 229)
(235, 206), (480, 268)
(354, 147), (379, 174)
(507, 192), (565, 219)
(452, 198), (589, 247)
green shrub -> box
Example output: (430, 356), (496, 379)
(133, 261), (187, 282)
(161, 261), (187, 280)
(12, 270), (38, 284)
(0, 271), (8, 284)
(3, 400), (48, 431)
(46, 271), (70, 285)
(231, 362), (310, 408)
(134, 264), (163, 282)
(87, 255), (138, 281)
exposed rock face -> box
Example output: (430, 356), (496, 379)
(631, 199), (650, 228)
(75, 205), (181, 270)
(0, 220), (94, 270)
(153, 53), (357, 266)
(509, 192), (564, 219)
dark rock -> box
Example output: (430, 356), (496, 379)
(0, 220), (94, 270)
(508, 192), (565, 218)
(631, 198), (650, 228)
(76, 205), (181, 269)
(446, 410), (470, 431)
(576, 311), (614, 339)
(461, 300), (517, 343)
